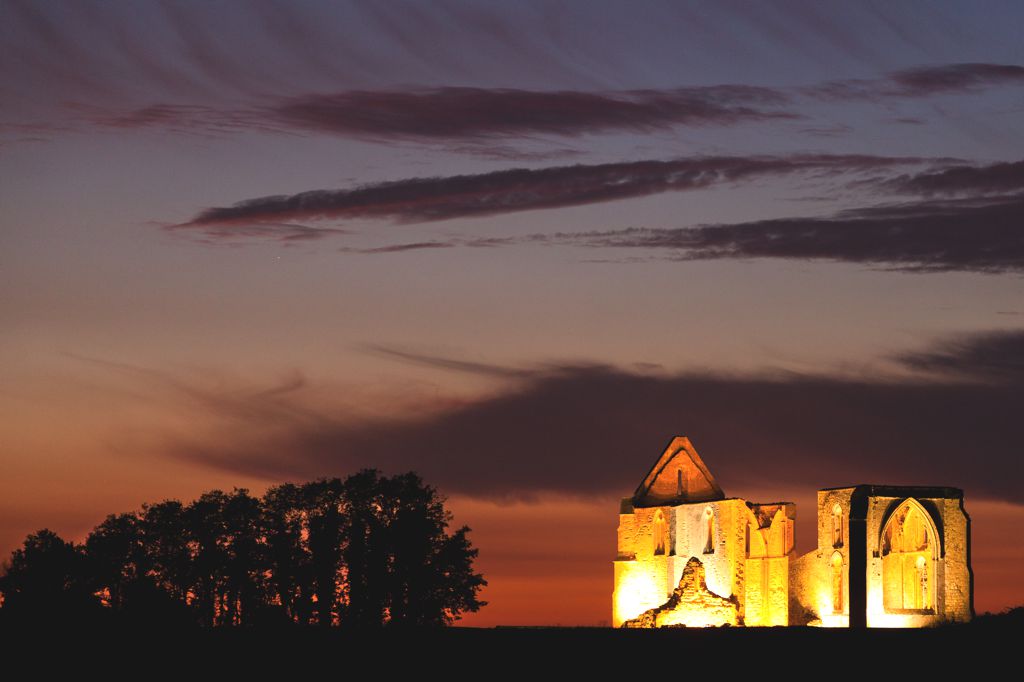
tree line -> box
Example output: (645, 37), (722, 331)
(0, 470), (486, 628)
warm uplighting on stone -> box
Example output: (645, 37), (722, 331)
(791, 486), (972, 628)
(613, 437), (973, 628)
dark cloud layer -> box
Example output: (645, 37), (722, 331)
(163, 331), (1024, 505)
(595, 158), (1024, 273)
(184, 156), (1024, 274)
(328, 158), (1024, 274)
(181, 154), (927, 231)
(274, 86), (796, 140)
(887, 63), (1024, 96)
(806, 63), (1024, 100)
(269, 65), (1024, 138)
(887, 160), (1024, 196)
(68, 63), (1024, 144)
(75, 86), (797, 141)
(561, 194), (1024, 273)
(350, 159), (1024, 273)
(897, 329), (1024, 383)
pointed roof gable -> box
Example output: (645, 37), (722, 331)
(632, 436), (725, 507)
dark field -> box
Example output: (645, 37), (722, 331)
(4, 610), (1017, 673)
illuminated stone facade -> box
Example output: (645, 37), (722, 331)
(613, 437), (973, 628)
(613, 437), (795, 627)
(790, 485), (973, 627)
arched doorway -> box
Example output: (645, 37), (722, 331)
(831, 551), (844, 613)
(880, 499), (938, 611)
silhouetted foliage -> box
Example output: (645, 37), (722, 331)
(975, 605), (1024, 626)
(85, 512), (146, 611)
(0, 529), (100, 624)
(261, 482), (314, 624)
(305, 478), (347, 627)
(0, 470), (486, 628)
(341, 470), (388, 627)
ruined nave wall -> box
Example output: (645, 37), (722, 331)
(613, 497), (793, 627)
(791, 487), (972, 627)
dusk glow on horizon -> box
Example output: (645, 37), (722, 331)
(2, 1), (1023, 627)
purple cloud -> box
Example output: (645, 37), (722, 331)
(151, 331), (1024, 504)
(886, 160), (1024, 196)
(271, 86), (797, 140)
(554, 194), (1024, 273)
(180, 154), (929, 234)
(807, 63), (1024, 101)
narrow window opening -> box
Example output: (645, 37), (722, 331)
(703, 507), (715, 554)
(831, 551), (843, 613)
(653, 510), (666, 556)
(831, 503), (843, 548)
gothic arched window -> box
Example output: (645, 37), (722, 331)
(831, 551), (844, 613)
(831, 503), (843, 548)
(880, 499), (936, 611)
(703, 507), (715, 554)
(653, 510), (666, 556)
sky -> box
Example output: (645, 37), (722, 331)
(2, 0), (1023, 626)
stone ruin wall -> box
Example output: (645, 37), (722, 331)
(614, 498), (794, 627)
(613, 439), (972, 629)
(623, 557), (739, 628)
(789, 488), (854, 626)
(789, 487), (973, 627)
(863, 493), (973, 627)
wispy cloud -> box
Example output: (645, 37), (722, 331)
(338, 236), (522, 254)
(71, 85), (797, 142)
(165, 221), (347, 244)
(896, 329), (1024, 383)
(362, 345), (533, 380)
(553, 194), (1024, 273)
(332, 159), (1024, 274)
(806, 63), (1024, 100)
(185, 156), (1024, 273)
(55, 63), (1024, 146)
(886, 63), (1024, 97)
(338, 241), (457, 254)
(536, 160), (1024, 273)
(885, 159), (1024, 196)
(271, 86), (797, 140)
(76, 103), (294, 137)
(177, 154), (931, 237)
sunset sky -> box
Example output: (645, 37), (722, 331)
(2, 0), (1023, 625)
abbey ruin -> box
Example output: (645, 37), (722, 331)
(613, 437), (973, 628)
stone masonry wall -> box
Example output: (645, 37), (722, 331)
(623, 557), (739, 628)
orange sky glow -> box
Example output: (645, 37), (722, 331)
(3, 1), (1024, 626)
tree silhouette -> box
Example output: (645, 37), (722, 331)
(85, 512), (147, 611)
(0, 470), (486, 628)
(139, 500), (191, 605)
(430, 525), (488, 626)
(304, 478), (346, 627)
(376, 472), (486, 626)
(86, 511), (192, 625)
(0, 529), (98, 623)
(341, 470), (389, 627)
(186, 490), (229, 626)
(220, 489), (264, 625)
(261, 482), (314, 624)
